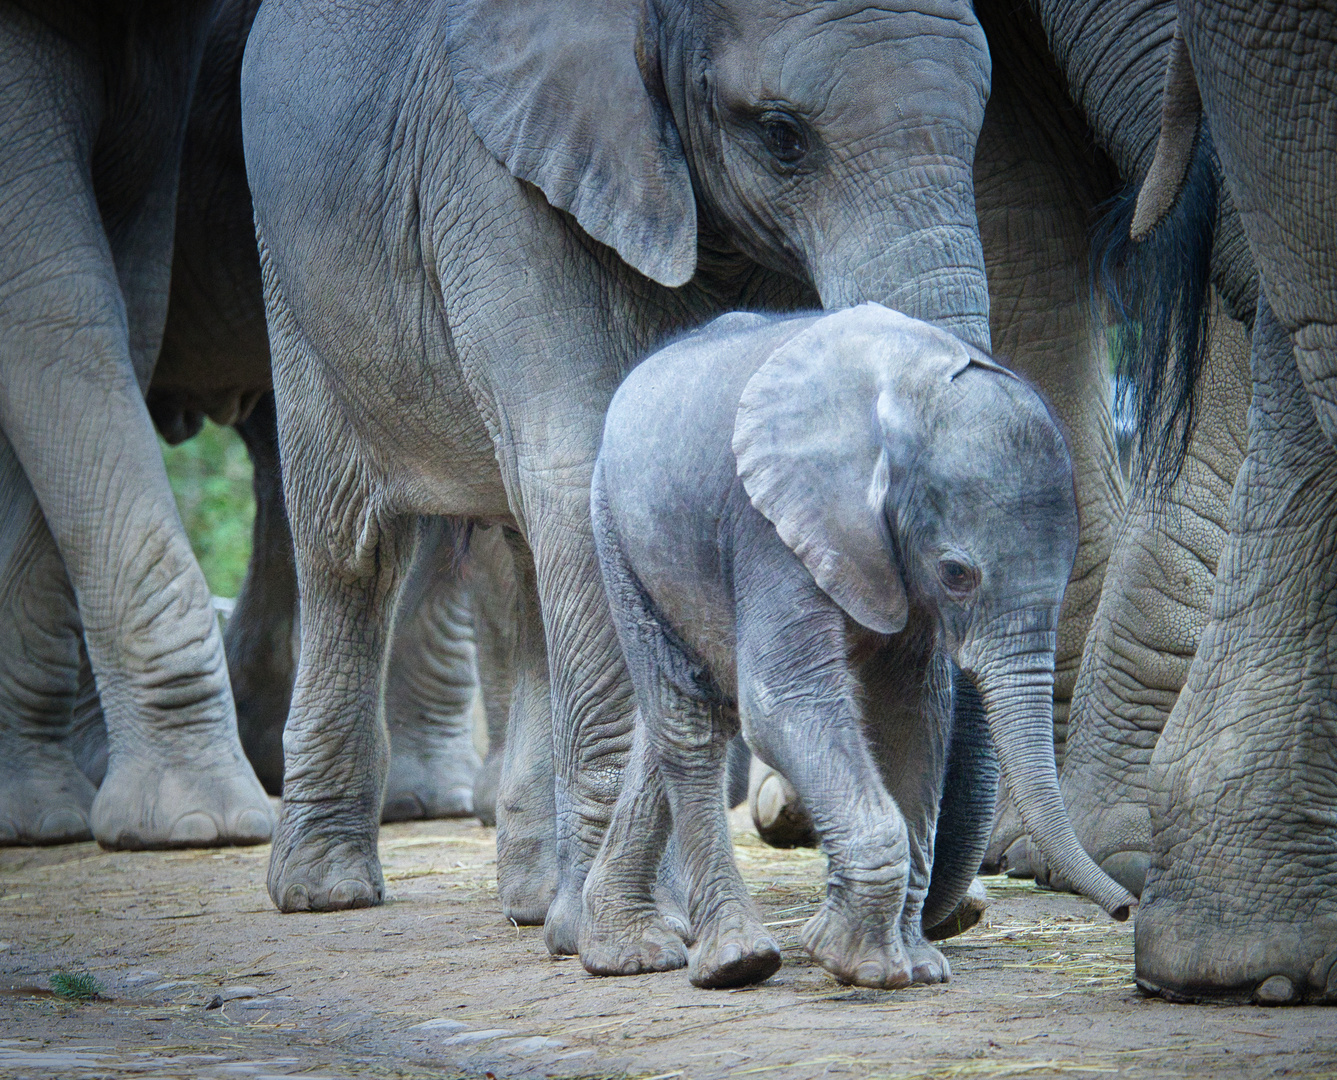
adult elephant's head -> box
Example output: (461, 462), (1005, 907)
(450, 0), (992, 349)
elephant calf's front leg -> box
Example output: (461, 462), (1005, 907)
(738, 592), (945, 989)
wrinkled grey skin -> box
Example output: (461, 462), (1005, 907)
(1122, 2), (1337, 1006)
(0, 0), (273, 849)
(166, 0), (508, 823)
(583, 306), (1133, 989)
(382, 521), (516, 823)
(242, 0), (998, 946)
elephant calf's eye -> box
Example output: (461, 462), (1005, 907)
(938, 559), (979, 595)
(757, 110), (808, 166)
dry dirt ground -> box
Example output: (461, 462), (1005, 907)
(2, 809), (1333, 1080)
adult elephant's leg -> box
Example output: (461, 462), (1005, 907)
(381, 517), (482, 822)
(225, 393), (297, 795)
(0, 8), (271, 850)
(493, 531), (558, 925)
(263, 323), (410, 911)
(468, 524), (517, 828)
(1137, 299), (1337, 1005)
(973, 41), (1124, 872)
(0, 435), (93, 844)
(1051, 302), (1250, 897)
(66, 646), (107, 787)
(520, 505), (636, 956)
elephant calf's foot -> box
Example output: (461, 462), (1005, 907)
(381, 741), (479, 823)
(0, 749), (96, 846)
(267, 812), (384, 912)
(925, 878), (988, 942)
(92, 751), (273, 850)
(749, 764), (818, 848)
(688, 907), (781, 988)
(801, 899), (946, 988)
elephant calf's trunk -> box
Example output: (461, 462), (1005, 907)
(973, 644), (1136, 921)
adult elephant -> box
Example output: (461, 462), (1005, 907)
(1118, 3), (1337, 1005)
(150, 0), (507, 819)
(117, 0), (511, 824)
(0, 0), (273, 848)
(242, 0), (1006, 951)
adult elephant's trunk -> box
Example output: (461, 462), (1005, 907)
(961, 610), (1136, 920)
(814, 179), (993, 355)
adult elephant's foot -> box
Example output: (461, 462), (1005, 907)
(496, 829), (558, 927)
(579, 911), (688, 977)
(471, 748), (502, 827)
(542, 881), (584, 956)
(91, 748), (273, 850)
(801, 899), (947, 988)
(1136, 893), (1337, 1005)
(747, 759), (817, 848)
(267, 804), (384, 912)
(925, 877), (988, 941)
(0, 745), (95, 845)
(1135, 303), (1337, 1006)
(688, 907), (780, 988)
(381, 731), (480, 822)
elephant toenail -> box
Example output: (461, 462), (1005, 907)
(39, 808), (91, 838)
(755, 774), (788, 830)
(329, 878), (376, 908)
(281, 884), (312, 912)
(169, 812), (220, 845)
(232, 809), (274, 842)
(1254, 974), (1296, 1005)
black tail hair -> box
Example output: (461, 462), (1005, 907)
(1091, 126), (1219, 496)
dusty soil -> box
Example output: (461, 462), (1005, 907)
(2, 809), (1333, 1080)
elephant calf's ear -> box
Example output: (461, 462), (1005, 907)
(732, 307), (910, 636)
(449, 0), (697, 287)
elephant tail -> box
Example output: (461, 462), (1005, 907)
(1090, 129), (1219, 499)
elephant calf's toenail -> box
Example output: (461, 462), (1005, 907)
(1254, 974), (1297, 1005)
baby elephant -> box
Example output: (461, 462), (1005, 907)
(581, 304), (1135, 989)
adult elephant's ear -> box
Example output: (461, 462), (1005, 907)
(733, 305), (968, 635)
(1131, 24), (1202, 241)
(450, 0), (697, 287)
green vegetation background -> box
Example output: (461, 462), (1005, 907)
(160, 422), (254, 598)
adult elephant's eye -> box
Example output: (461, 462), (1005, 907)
(938, 559), (979, 595)
(757, 110), (807, 165)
